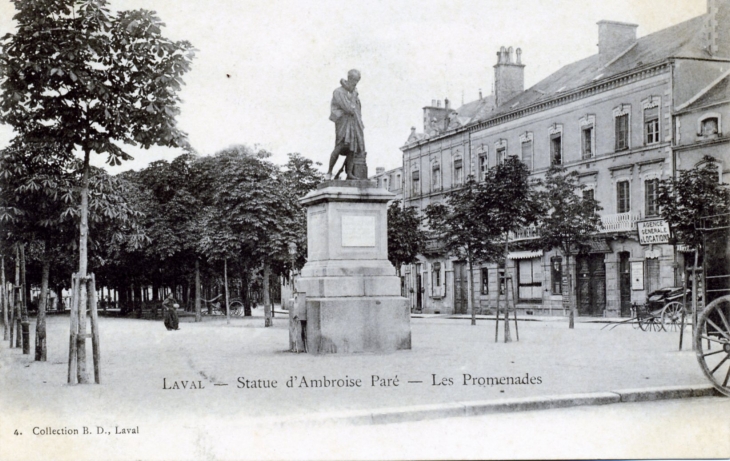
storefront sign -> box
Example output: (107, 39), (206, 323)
(637, 220), (670, 245)
(630, 261), (644, 290)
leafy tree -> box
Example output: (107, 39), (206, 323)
(536, 165), (602, 329)
(657, 156), (730, 253)
(657, 156), (730, 311)
(204, 146), (300, 325)
(387, 200), (427, 276)
(425, 176), (503, 326)
(0, 140), (146, 359)
(0, 0), (194, 382)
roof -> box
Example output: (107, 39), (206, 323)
(680, 73), (730, 112)
(476, 14), (714, 123)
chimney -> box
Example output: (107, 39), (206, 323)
(376, 167), (385, 175)
(494, 46), (525, 107)
(422, 99), (450, 132)
(705, 0), (730, 57)
(597, 20), (638, 66)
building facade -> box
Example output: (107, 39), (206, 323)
(401, 1), (730, 317)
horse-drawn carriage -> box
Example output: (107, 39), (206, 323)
(693, 213), (730, 397)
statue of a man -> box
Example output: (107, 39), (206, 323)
(327, 69), (365, 180)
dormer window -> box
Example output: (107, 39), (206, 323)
(701, 117), (719, 137)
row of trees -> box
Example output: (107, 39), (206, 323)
(421, 155), (729, 329)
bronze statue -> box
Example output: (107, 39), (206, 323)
(327, 69), (366, 180)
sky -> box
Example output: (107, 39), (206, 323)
(0, 0), (708, 174)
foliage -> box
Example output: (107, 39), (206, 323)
(536, 165), (602, 257)
(387, 200), (426, 273)
(657, 156), (730, 251)
(0, 0), (195, 163)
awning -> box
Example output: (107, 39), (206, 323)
(508, 250), (543, 260)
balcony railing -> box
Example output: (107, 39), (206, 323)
(508, 226), (541, 241)
(599, 211), (642, 233)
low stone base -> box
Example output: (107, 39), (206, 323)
(305, 297), (411, 354)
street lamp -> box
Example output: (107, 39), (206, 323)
(288, 242), (298, 296)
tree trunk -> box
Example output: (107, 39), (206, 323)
(195, 259), (201, 322)
(224, 259), (231, 325)
(242, 269), (252, 317)
(75, 148), (91, 383)
(14, 243), (21, 348)
(20, 243), (28, 321)
(264, 262), (272, 327)
(35, 243), (50, 361)
(468, 246), (476, 326)
(2, 256), (7, 341)
(566, 246), (575, 329)
(503, 237), (512, 343)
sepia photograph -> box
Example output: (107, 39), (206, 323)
(0, 0), (729, 459)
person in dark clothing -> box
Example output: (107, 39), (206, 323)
(162, 293), (180, 331)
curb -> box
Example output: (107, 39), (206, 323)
(276, 384), (721, 426)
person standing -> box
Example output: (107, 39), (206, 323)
(162, 292), (179, 331)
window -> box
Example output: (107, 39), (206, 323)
(583, 188), (594, 202)
(521, 140), (533, 171)
(431, 163), (441, 190)
(480, 267), (489, 294)
(617, 180), (630, 213)
(396, 173), (401, 190)
(644, 106), (659, 145)
(615, 114), (629, 150)
(411, 169), (420, 195)
(645, 178), (659, 217)
(383, 177), (389, 191)
(479, 154), (488, 181)
(582, 126), (594, 159)
(453, 158), (463, 186)
(701, 117), (719, 136)
(551, 134), (562, 165)
(497, 147), (507, 165)
(551, 257), (562, 295)
(432, 262), (441, 288)
(517, 258), (542, 301)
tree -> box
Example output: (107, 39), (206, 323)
(425, 176), (504, 326)
(387, 200), (427, 277)
(0, 0), (194, 383)
(0, 140), (146, 360)
(657, 156), (730, 253)
(657, 156), (730, 320)
(204, 146), (300, 325)
(536, 165), (602, 329)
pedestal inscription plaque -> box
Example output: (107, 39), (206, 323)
(342, 215), (375, 247)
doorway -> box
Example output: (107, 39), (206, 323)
(619, 252), (631, 317)
(453, 262), (468, 315)
(576, 254), (606, 316)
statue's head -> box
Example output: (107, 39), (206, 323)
(347, 69), (361, 86)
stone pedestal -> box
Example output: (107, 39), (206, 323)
(294, 180), (411, 354)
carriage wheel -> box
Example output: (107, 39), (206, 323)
(229, 300), (244, 316)
(694, 295), (730, 397)
(637, 314), (648, 331)
(661, 301), (685, 332)
(648, 316), (664, 332)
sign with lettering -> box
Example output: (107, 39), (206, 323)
(637, 220), (670, 245)
(341, 215), (376, 247)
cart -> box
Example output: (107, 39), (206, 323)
(693, 213), (730, 397)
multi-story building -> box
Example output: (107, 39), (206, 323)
(401, 1), (730, 317)
(370, 166), (404, 202)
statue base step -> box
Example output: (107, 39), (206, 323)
(303, 297), (411, 354)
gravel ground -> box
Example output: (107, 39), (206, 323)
(0, 311), (712, 460)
